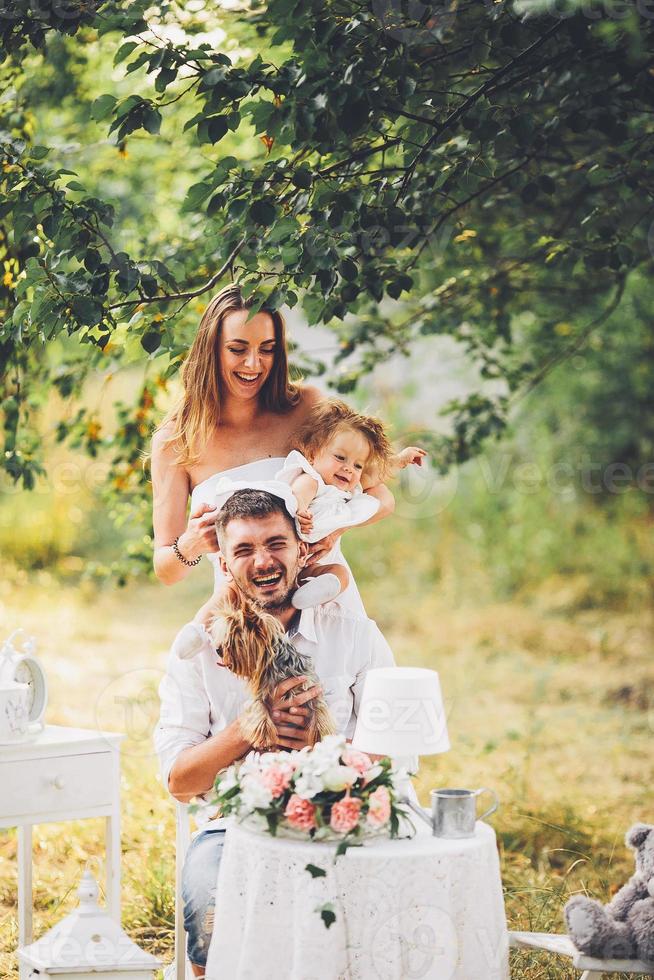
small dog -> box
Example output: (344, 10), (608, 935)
(210, 597), (336, 750)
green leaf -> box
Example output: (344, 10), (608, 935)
(143, 107), (162, 135)
(114, 41), (139, 65)
(91, 94), (118, 122)
(339, 258), (358, 281)
(267, 216), (299, 244)
(199, 116), (229, 144)
(207, 193), (226, 216)
(249, 199), (277, 226)
(335, 838), (363, 858)
(305, 863), (326, 878)
(155, 67), (178, 93)
(141, 330), (162, 354)
(316, 903), (336, 929)
(292, 166), (313, 190)
(183, 181), (213, 212)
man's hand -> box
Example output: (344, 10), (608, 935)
(270, 676), (322, 750)
(305, 528), (344, 566)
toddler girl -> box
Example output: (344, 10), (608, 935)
(172, 398), (425, 659)
(276, 398), (425, 608)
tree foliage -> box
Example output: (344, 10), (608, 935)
(1, 0), (652, 512)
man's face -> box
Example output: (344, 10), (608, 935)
(218, 512), (308, 611)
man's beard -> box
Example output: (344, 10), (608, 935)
(232, 567), (298, 612)
(249, 587), (295, 612)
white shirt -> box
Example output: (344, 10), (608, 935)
(154, 602), (396, 821)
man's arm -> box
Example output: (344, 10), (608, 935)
(168, 720), (252, 802)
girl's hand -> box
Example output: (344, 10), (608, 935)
(397, 446), (427, 469)
(306, 528), (344, 566)
(176, 502), (219, 561)
(296, 508), (314, 535)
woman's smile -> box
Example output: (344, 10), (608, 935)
(234, 371), (262, 387)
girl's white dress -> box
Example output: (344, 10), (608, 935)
(190, 456), (367, 614)
(274, 450), (379, 544)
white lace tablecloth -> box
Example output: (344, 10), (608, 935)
(205, 819), (509, 980)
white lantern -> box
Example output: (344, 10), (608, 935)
(18, 869), (162, 980)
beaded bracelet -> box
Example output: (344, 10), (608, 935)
(172, 536), (202, 567)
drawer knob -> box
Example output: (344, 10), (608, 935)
(51, 775), (65, 790)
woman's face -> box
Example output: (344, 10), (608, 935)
(219, 309), (277, 401)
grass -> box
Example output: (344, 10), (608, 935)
(0, 445), (652, 978)
(1, 554), (652, 978)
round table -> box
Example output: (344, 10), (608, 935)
(205, 819), (509, 980)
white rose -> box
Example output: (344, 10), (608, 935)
(293, 770), (325, 800)
(216, 766), (239, 794)
(306, 735), (346, 773)
(240, 774), (273, 810)
(364, 764), (384, 784)
(322, 765), (359, 792)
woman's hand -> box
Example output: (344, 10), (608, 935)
(296, 508), (314, 536)
(305, 528), (345, 566)
(177, 502), (220, 561)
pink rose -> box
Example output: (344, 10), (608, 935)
(284, 794), (317, 831)
(366, 785), (391, 828)
(330, 796), (362, 834)
(261, 764), (293, 798)
(341, 749), (373, 777)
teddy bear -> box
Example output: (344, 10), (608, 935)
(564, 823), (654, 963)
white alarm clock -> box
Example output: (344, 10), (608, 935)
(0, 629), (47, 739)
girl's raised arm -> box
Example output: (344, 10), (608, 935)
(151, 427), (218, 584)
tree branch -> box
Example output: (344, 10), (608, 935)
(107, 237), (246, 309)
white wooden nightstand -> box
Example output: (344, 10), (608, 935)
(0, 724), (124, 977)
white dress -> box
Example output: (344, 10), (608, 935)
(190, 457), (367, 614)
(275, 450), (380, 544)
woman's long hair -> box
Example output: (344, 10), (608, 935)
(158, 285), (300, 466)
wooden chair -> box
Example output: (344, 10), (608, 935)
(163, 803), (194, 980)
(510, 931), (654, 979)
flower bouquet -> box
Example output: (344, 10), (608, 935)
(212, 734), (410, 845)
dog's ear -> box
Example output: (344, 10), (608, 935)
(626, 824), (653, 849)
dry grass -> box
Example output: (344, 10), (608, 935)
(1, 555), (652, 978)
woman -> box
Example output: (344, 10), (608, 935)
(151, 284), (394, 614)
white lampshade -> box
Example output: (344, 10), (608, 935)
(352, 667), (450, 757)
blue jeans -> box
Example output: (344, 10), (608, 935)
(181, 826), (226, 967)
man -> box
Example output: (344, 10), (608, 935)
(154, 488), (397, 976)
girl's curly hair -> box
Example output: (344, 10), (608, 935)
(294, 398), (394, 482)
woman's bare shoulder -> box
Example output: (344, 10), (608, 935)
(151, 422), (181, 466)
(296, 384), (324, 411)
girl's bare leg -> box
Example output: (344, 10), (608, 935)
(193, 580), (237, 626)
(292, 563), (349, 609)
(172, 581), (236, 660)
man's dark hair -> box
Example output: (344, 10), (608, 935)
(215, 489), (296, 547)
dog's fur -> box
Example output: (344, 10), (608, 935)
(209, 596), (336, 750)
